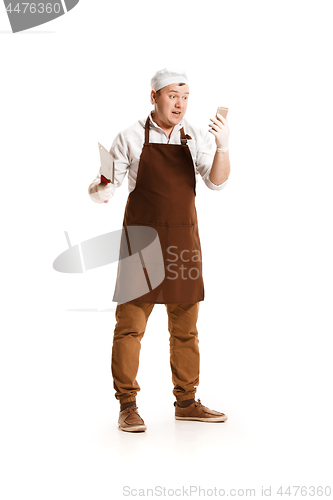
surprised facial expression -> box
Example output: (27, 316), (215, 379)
(151, 83), (190, 130)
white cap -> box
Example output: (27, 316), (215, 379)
(151, 68), (189, 91)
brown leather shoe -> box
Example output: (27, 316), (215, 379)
(174, 399), (228, 422)
(118, 405), (147, 432)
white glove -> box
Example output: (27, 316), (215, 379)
(208, 113), (230, 151)
(88, 181), (112, 204)
(96, 182), (112, 202)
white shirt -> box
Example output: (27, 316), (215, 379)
(90, 112), (228, 201)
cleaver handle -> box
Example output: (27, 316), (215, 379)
(100, 175), (111, 203)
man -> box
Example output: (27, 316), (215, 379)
(88, 69), (230, 432)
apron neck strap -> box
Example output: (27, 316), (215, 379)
(144, 116), (150, 145)
(145, 115), (188, 146)
(180, 126), (187, 146)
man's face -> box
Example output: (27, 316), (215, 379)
(151, 83), (189, 130)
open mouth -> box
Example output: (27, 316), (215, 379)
(172, 111), (181, 117)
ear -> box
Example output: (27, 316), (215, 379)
(150, 89), (157, 104)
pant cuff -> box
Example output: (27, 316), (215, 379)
(118, 396), (137, 405)
(175, 392), (196, 402)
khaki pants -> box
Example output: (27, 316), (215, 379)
(111, 302), (200, 404)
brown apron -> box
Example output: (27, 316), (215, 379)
(112, 116), (204, 304)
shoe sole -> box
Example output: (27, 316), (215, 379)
(175, 416), (228, 422)
(118, 424), (147, 432)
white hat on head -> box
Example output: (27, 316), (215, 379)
(151, 68), (189, 91)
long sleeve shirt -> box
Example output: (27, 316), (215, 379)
(89, 112), (228, 203)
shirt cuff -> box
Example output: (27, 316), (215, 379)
(203, 174), (228, 190)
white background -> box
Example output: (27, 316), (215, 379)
(1, 1), (332, 498)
